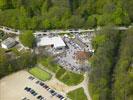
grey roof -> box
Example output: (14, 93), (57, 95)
(2, 37), (16, 46)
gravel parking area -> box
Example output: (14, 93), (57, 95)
(0, 71), (66, 100)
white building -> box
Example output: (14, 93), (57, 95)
(37, 36), (66, 49)
(1, 37), (16, 49)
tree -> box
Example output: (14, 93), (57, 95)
(89, 26), (120, 100)
(86, 15), (97, 28)
(68, 15), (84, 28)
(112, 28), (133, 100)
(42, 19), (51, 29)
(122, 0), (133, 22)
(41, 0), (52, 15)
(0, 0), (12, 10)
(41, 0), (52, 13)
(111, 2), (131, 26)
(0, 48), (37, 78)
(0, 48), (8, 78)
(0, 0), (132, 29)
(28, 17), (39, 30)
(19, 30), (35, 48)
(12, 0), (21, 8)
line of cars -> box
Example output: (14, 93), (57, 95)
(24, 87), (46, 100)
(35, 80), (66, 100)
(28, 76), (66, 100)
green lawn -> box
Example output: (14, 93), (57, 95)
(39, 56), (84, 86)
(39, 56), (60, 73)
(29, 67), (52, 81)
(67, 88), (88, 100)
(56, 68), (84, 86)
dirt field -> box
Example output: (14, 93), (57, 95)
(0, 70), (65, 100)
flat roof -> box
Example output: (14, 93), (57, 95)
(2, 37), (15, 46)
(37, 36), (66, 48)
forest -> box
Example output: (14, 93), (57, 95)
(0, 48), (37, 78)
(89, 26), (133, 100)
(0, 0), (133, 30)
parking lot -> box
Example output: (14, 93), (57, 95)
(0, 71), (66, 100)
(56, 36), (90, 73)
(76, 32), (94, 51)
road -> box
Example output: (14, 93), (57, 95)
(0, 26), (20, 34)
(0, 25), (133, 35)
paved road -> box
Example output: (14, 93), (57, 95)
(0, 26), (20, 34)
(1, 25), (133, 35)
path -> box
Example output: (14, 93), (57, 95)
(38, 64), (92, 100)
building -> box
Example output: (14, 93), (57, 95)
(37, 36), (66, 49)
(1, 37), (16, 49)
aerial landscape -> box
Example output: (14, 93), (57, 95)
(0, 0), (133, 100)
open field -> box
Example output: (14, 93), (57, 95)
(56, 68), (84, 86)
(67, 87), (88, 100)
(29, 67), (52, 81)
(0, 71), (65, 100)
(39, 56), (84, 86)
(39, 56), (60, 73)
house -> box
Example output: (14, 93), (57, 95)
(1, 37), (16, 49)
(37, 36), (66, 49)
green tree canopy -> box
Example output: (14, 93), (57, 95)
(0, 0), (132, 29)
(19, 30), (35, 48)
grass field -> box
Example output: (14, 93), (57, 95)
(29, 67), (52, 81)
(67, 88), (88, 100)
(56, 68), (84, 86)
(39, 56), (60, 73)
(39, 56), (84, 86)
